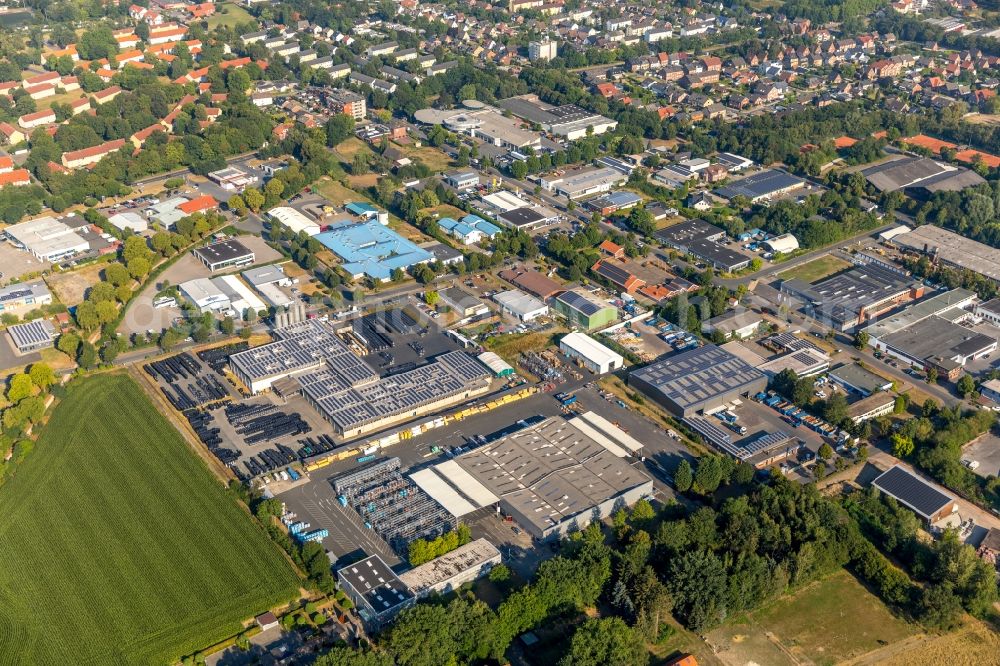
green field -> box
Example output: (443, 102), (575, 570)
(0, 374), (300, 665)
(705, 570), (916, 666)
(205, 2), (254, 29)
(778, 254), (851, 284)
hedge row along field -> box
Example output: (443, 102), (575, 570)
(0, 374), (300, 665)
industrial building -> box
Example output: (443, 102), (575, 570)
(878, 316), (995, 380)
(476, 351), (514, 377)
(193, 239), (255, 272)
(439, 286), (489, 318)
(872, 465), (959, 525)
(827, 363), (894, 397)
(107, 211), (148, 234)
(230, 320), (492, 438)
(438, 215), (501, 245)
(779, 264), (921, 331)
(861, 156), (985, 194)
(337, 554), (415, 629)
(498, 267), (562, 300)
(179, 278), (231, 312)
(0, 280), (52, 314)
(397, 539), (501, 598)
(713, 168), (806, 203)
(316, 221), (433, 282)
(654, 219), (749, 272)
(559, 331), (624, 374)
(499, 95), (617, 140)
(493, 289), (548, 321)
(268, 206), (322, 237)
(629, 344), (767, 418)
(538, 166), (626, 199)
(757, 347), (830, 378)
(5, 216), (90, 262)
(551, 290), (617, 331)
(891, 225), (1000, 284)
(496, 207), (549, 230)
(207, 166), (256, 191)
(701, 308), (762, 340)
(242, 264), (294, 308)
(410, 413), (651, 539)
(414, 104), (542, 151)
(7, 319), (56, 353)
(847, 393), (896, 424)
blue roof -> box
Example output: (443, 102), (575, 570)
(346, 201), (379, 216)
(438, 217), (459, 231)
(315, 220), (433, 281)
(452, 223), (476, 238)
(461, 214), (501, 237)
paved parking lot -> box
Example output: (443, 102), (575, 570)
(962, 433), (1000, 479)
(0, 242), (49, 285)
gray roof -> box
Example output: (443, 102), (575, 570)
(242, 264), (288, 287)
(828, 363), (892, 394)
(713, 168), (804, 200)
(862, 156), (986, 193)
(873, 465), (954, 519)
(337, 555), (413, 615)
(892, 225), (1000, 283)
(0, 280), (50, 304)
(7, 319), (56, 349)
(630, 344), (766, 412)
(881, 315), (995, 365)
(782, 264), (916, 327)
(555, 290), (611, 317)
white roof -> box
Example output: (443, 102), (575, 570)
(269, 206), (322, 236)
(107, 211), (148, 233)
(216, 275), (265, 312)
(435, 459), (500, 507)
(560, 331), (623, 367)
(409, 467), (478, 517)
(477, 351), (513, 374)
(764, 233), (799, 254)
(482, 190), (529, 212)
(494, 289), (547, 316)
(180, 277), (228, 307)
(879, 224), (911, 241)
(5, 216), (89, 259)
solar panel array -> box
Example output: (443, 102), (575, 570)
(7, 320), (55, 349)
(557, 290), (606, 317)
(631, 344), (766, 412)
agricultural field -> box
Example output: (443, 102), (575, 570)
(778, 254), (851, 284)
(705, 570), (917, 666)
(0, 374), (300, 665)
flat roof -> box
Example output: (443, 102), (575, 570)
(444, 416), (651, 535)
(654, 218), (724, 246)
(497, 207), (546, 229)
(193, 239), (254, 265)
(862, 156), (985, 193)
(866, 288), (976, 340)
(782, 264), (915, 326)
(338, 555), (413, 614)
(242, 264), (288, 286)
(881, 315), (995, 364)
(7, 319), (55, 349)
(630, 344), (766, 413)
(892, 225), (1000, 283)
(0, 279), (50, 304)
(560, 331), (623, 367)
(872, 465), (954, 519)
(5, 215), (89, 258)
(714, 168), (804, 200)
(847, 392), (896, 418)
(397, 539), (501, 596)
(828, 363), (892, 393)
(315, 220), (433, 280)
(494, 289), (547, 316)
(555, 289), (613, 317)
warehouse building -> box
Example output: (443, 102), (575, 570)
(5, 216), (90, 262)
(180, 277), (231, 312)
(316, 220), (433, 282)
(878, 316), (995, 380)
(397, 539), (501, 598)
(630, 344), (767, 418)
(872, 465), (958, 525)
(410, 413), (651, 540)
(496, 207), (549, 230)
(538, 166), (626, 199)
(891, 225), (1000, 284)
(758, 347), (830, 378)
(230, 320), (491, 438)
(107, 211), (148, 234)
(337, 555), (415, 629)
(268, 206), (322, 236)
(499, 95), (617, 140)
(701, 308), (762, 340)
(214, 275), (266, 317)
(498, 267), (562, 300)
(0, 280), (52, 314)
(7, 319), (57, 354)
(477, 351), (514, 377)
(552, 290), (617, 331)
(560, 331), (623, 374)
(779, 264), (922, 331)
(713, 168), (806, 203)
(861, 156), (985, 195)
(493, 289), (548, 321)
(827, 363), (894, 397)
(654, 219), (750, 272)
(193, 239), (255, 272)
(439, 286), (489, 318)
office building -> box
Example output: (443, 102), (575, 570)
(0, 280), (51, 314)
(5, 216), (90, 262)
(528, 40), (557, 62)
(337, 555), (414, 629)
(193, 239), (256, 271)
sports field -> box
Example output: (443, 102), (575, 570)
(0, 374), (300, 665)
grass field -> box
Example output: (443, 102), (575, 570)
(778, 255), (851, 283)
(0, 374), (300, 665)
(45, 261), (106, 306)
(705, 570), (916, 666)
(205, 2), (254, 29)
(311, 177), (375, 207)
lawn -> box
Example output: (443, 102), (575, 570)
(705, 570), (917, 666)
(0, 374), (300, 665)
(778, 255), (851, 284)
(310, 177), (374, 207)
(398, 143), (453, 173)
(205, 2), (254, 29)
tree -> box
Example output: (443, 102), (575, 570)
(28, 363), (55, 390)
(77, 342), (98, 369)
(243, 188), (264, 212)
(104, 263), (130, 287)
(674, 459), (693, 492)
(956, 374), (976, 398)
(127, 257), (151, 280)
(352, 153), (370, 175)
(891, 433), (914, 458)
(424, 290), (439, 306)
(74, 301), (99, 330)
(894, 395), (907, 414)
(228, 194), (247, 216)
(926, 367), (938, 384)
(854, 330), (869, 349)
(694, 455), (724, 494)
(917, 584), (963, 631)
(57, 333), (80, 358)
(823, 393), (848, 425)
(489, 563), (511, 584)
(818, 442), (834, 461)
(733, 461), (756, 485)
(558, 617), (646, 666)
(6, 373), (33, 403)
(666, 549), (728, 631)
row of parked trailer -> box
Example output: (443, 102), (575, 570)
(145, 353), (230, 410)
(224, 403), (312, 445)
(755, 392), (850, 444)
